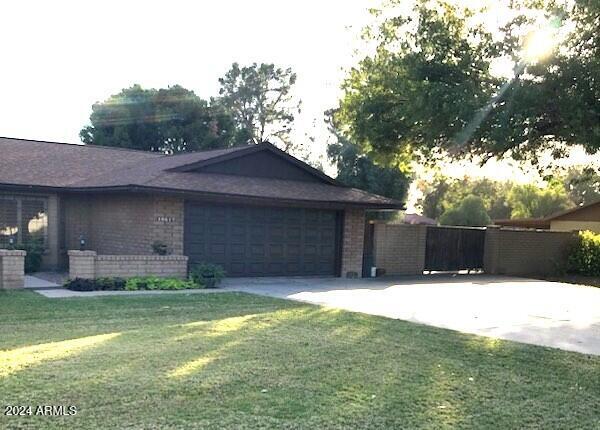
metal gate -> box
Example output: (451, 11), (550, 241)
(424, 226), (486, 271)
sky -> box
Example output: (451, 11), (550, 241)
(1, 0), (598, 211)
(0, 0), (370, 168)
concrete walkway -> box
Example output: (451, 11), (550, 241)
(24, 275), (60, 289)
(34, 287), (223, 298)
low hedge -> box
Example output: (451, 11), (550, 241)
(65, 276), (200, 292)
(568, 230), (600, 277)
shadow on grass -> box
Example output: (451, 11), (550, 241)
(2, 290), (600, 429)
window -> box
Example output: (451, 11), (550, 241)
(0, 196), (48, 246)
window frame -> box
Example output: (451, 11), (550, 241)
(0, 195), (49, 246)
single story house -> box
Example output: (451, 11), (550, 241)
(401, 213), (437, 226)
(545, 199), (600, 233)
(0, 137), (402, 277)
(493, 218), (551, 230)
(493, 199), (600, 233)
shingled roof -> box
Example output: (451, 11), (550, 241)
(0, 137), (403, 209)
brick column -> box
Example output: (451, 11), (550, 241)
(68, 250), (97, 279)
(0, 250), (26, 289)
(483, 226), (500, 274)
(341, 209), (366, 278)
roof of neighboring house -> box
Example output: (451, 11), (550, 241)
(493, 218), (551, 229)
(0, 137), (403, 209)
(544, 199), (600, 221)
(402, 213), (437, 225)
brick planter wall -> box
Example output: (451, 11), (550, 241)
(68, 251), (188, 280)
(0, 250), (26, 289)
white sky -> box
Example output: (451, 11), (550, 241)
(1, 0), (597, 210)
(0, 0), (370, 168)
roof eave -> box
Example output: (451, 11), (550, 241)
(0, 182), (404, 210)
(544, 199), (600, 221)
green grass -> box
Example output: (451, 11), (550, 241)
(1, 290), (599, 429)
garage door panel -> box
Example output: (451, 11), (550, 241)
(227, 262), (247, 276)
(321, 227), (335, 241)
(186, 203), (338, 276)
(230, 243), (246, 256)
(249, 244), (264, 256)
(320, 244), (335, 257)
(249, 225), (266, 240)
(248, 262), (266, 274)
(321, 211), (336, 222)
(287, 227), (301, 241)
(206, 207), (227, 220)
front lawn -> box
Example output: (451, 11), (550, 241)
(1, 290), (599, 429)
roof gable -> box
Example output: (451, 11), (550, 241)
(168, 143), (338, 185)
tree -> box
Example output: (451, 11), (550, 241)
(327, 137), (411, 202)
(418, 175), (512, 220)
(439, 195), (491, 226)
(507, 183), (572, 218)
(80, 85), (240, 153)
(334, 0), (600, 165)
(562, 166), (600, 206)
(218, 63), (300, 150)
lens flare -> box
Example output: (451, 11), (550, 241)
(523, 27), (557, 63)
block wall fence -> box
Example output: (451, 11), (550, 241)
(371, 224), (578, 277)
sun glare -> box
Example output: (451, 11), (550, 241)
(523, 27), (557, 63)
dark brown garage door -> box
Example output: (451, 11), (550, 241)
(184, 202), (340, 277)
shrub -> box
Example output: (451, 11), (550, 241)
(15, 239), (45, 273)
(124, 276), (197, 290)
(64, 277), (196, 291)
(568, 230), (600, 276)
(64, 278), (98, 291)
(96, 277), (126, 290)
(190, 263), (226, 288)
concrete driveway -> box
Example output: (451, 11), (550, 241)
(222, 274), (600, 356)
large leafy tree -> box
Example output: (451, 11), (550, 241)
(418, 175), (513, 220)
(218, 63), (301, 150)
(327, 137), (411, 202)
(439, 195), (491, 226)
(335, 0), (600, 165)
(561, 166), (600, 206)
(80, 85), (240, 153)
(508, 183), (572, 218)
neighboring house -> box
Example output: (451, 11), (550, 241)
(493, 218), (551, 230)
(402, 213), (437, 226)
(493, 199), (600, 233)
(0, 137), (401, 277)
(545, 199), (600, 233)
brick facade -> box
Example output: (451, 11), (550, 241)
(373, 223), (427, 275)
(63, 194), (184, 258)
(341, 209), (366, 277)
(68, 250), (188, 279)
(0, 250), (26, 289)
(484, 226), (577, 276)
